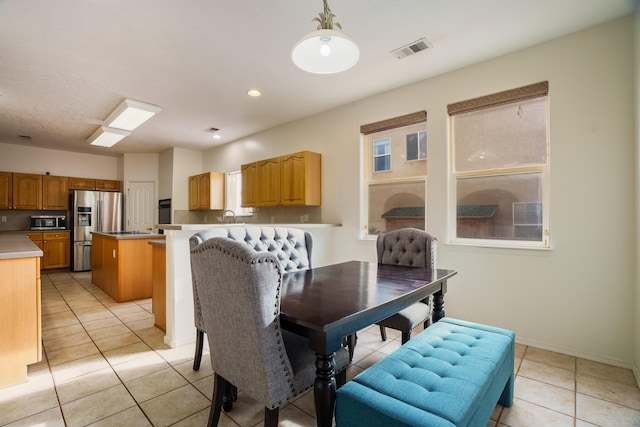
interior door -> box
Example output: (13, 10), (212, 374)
(126, 181), (155, 233)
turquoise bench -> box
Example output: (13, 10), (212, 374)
(336, 318), (515, 427)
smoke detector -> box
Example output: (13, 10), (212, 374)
(390, 37), (432, 59)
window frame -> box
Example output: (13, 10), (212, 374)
(448, 82), (551, 249)
(405, 130), (427, 162)
(373, 137), (392, 172)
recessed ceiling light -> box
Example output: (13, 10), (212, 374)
(212, 134), (222, 140)
(247, 89), (261, 97)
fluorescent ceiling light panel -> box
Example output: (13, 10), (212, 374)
(104, 99), (161, 131)
(87, 126), (131, 147)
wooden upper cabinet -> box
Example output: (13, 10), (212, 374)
(280, 151), (321, 206)
(0, 172), (12, 209)
(96, 179), (121, 192)
(69, 177), (121, 192)
(188, 172), (225, 210)
(13, 173), (42, 210)
(256, 157), (280, 207)
(241, 151), (321, 207)
(69, 177), (96, 190)
(42, 175), (69, 210)
(240, 163), (257, 207)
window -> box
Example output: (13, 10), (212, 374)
(360, 111), (427, 237)
(406, 131), (427, 161)
(225, 171), (253, 217)
(448, 81), (550, 248)
(373, 138), (391, 172)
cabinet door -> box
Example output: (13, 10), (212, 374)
(188, 175), (200, 210)
(42, 232), (70, 269)
(96, 179), (121, 192)
(0, 172), (11, 209)
(256, 157), (280, 206)
(280, 151), (322, 206)
(102, 238), (119, 300)
(69, 177), (96, 190)
(200, 172), (225, 210)
(241, 163), (257, 207)
(43, 176), (69, 210)
(197, 173), (210, 210)
(13, 173), (42, 210)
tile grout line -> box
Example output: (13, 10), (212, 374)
(69, 274), (214, 426)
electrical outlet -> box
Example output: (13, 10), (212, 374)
(1, 216), (6, 222)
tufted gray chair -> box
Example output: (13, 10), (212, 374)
(190, 237), (349, 427)
(376, 228), (437, 344)
(189, 226), (313, 371)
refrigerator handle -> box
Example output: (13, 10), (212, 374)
(96, 199), (102, 231)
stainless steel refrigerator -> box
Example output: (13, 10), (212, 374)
(70, 190), (124, 271)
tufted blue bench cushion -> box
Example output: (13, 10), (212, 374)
(336, 318), (515, 427)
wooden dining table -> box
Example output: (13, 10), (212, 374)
(280, 260), (457, 427)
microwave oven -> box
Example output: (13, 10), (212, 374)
(30, 215), (67, 230)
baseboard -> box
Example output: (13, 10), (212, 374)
(634, 362), (640, 389)
(515, 337), (632, 370)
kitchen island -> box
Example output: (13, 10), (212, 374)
(0, 233), (43, 388)
(92, 231), (165, 303)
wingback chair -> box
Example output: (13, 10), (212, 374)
(376, 228), (437, 344)
(189, 226), (313, 371)
(190, 237), (349, 427)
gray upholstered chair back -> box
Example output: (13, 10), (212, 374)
(189, 237), (300, 407)
(376, 228), (436, 269)
(189, 226), (313, 332)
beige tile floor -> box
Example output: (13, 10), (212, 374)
(1, 270), (640, 426)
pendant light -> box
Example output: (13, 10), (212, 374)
(291, 0), (359, 74)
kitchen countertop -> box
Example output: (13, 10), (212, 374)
(0, 233), (44, 259)
(157, 223), (341, 231)
(92, 231), (166, 240)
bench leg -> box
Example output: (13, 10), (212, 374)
(498, 373), (514, 407)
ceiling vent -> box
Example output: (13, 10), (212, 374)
(17, 134), (32, 141)
(204, 127), (219, 133)
(390, 37), (432, 59)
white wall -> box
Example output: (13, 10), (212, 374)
(158, 149), (174, 200)
(202, 16), (637, 367)
(171, 147), (204, 211)
(0, 142), (122, 179)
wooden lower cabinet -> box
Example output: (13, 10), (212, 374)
(0, 256), (41, 388)
(92, 233), (164, 303)
(42, 232), (70, 269)
(26, 231), (70, 270)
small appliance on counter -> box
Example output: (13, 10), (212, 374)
(70, 190), (124, 272)
(30, 215), (67, 230)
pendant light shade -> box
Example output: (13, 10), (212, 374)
(291, 0), (359, 74)
(292, 29), (359, 74)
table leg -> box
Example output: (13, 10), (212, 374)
(314, 352), (336, 427)
(433, 289), (445, 322)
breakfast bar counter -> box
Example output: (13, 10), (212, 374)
(157, 223), (343, 347)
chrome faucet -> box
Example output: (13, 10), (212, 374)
(217, 209), (237, 223)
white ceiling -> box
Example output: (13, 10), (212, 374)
(0, 0), (635, 157)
